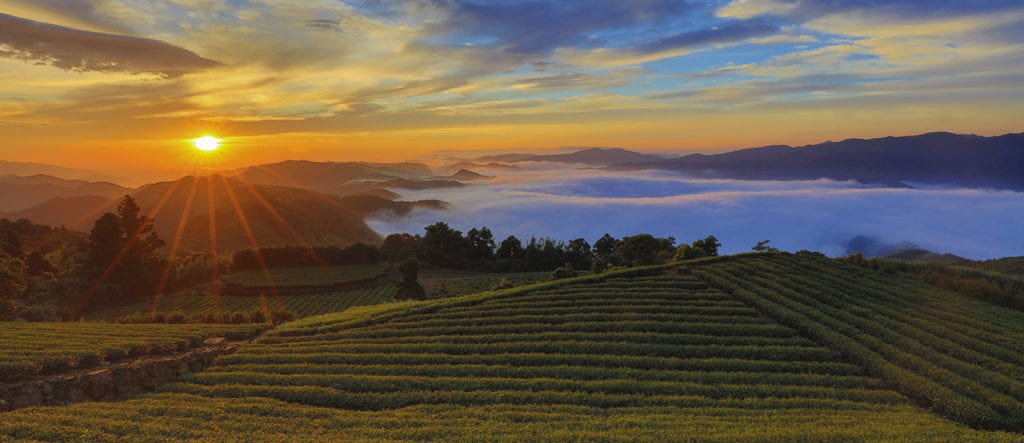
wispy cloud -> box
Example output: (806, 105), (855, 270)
(0, 1), (1021, 172)
(0, 13), (219, 78)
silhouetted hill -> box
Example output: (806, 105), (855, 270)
(443, 161), (522, 172)
(885, 248), (1024, 276)
(127, 176), (381, 252)
(234, 161), (436, 197)
(0, 174), (132, 212)
(1, 195), (116, 231)
(449, 169), (492, 181)
(0, 218), (86, 256)
(612, 132), (1024, 189)
(0, 161), (112, 182)
(885, 248), (974, 265)
(477, 148), (668, 166)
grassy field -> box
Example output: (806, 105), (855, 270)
(4, 256), (1023, 440)
(0, 323), (265, 381)
(223, 264), (387, 287)
(89, 285), (398, 321)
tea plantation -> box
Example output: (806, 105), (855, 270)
(2, 253), (1022, 440)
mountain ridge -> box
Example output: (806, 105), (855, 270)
(609, 132), (1024, 190)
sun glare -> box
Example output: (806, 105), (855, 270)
(194, 136), (221, 152)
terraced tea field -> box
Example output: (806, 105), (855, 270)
(3, 256), (1021, 440)
(223, 265), (387, 287)
(421, 270), (551, 298)
(0, 323), (265, 381)
(90, 285), (398, 321)
(696, 253), (1024, 430)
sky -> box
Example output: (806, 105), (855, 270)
(1, 0), (1022, 177)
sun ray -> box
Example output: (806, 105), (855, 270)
(252, 165), (353, 210)
(236, 178), (333, 265)
(206, 175), (223, 319)
(151, 175), (201, 315)
(216, 175), (282, 304)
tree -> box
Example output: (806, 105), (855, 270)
(25, 251), (56, 277)
(0, 255), (28, 297)
(692, 235), (721, 257)
(616, 234), (675, 267)
(88, 213), (124, 267)
(565, 238), (593, 271)
(752, 240), (778, 252)
(395, 258), (427, 301)
(551, 263), (577, 280)
(1, 230), (22, 257)
(85, 196), (166, 306)
(496, 235), (524, 260)
(466, 227), (495, 266)
(673, 244), (707, 261)
(673, 235), (723, 261)
(381, 233), (421, 263)
(418, 222), (468, 269)
(594, 233), (618, 259)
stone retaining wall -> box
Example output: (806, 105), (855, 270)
(0, 340), (241, 412)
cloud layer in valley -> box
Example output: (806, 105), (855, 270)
(368, 168), (1024, 260)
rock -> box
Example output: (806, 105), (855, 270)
(202, 337), (226, 347)
(8, 383), (42, 409)
(0, 398), (10, 411)
(111, 367), (134, 396)
(82, 370), (113, 401)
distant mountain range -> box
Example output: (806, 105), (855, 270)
(0, 174), (132, 212)
(0, 161), (115, 182)
(608, 132), (1024, 190)
(476, 147), (670, 166)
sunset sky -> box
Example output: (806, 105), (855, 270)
(1, 0), (1022, 177)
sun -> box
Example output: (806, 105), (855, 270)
(193, 135), (221, 152)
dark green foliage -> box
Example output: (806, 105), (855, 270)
(396, 258), (427, 301)
(418, 222), (469, 269)
(496, 235), (523, 260)
(593, 234), (618, 260)
(2, 230), (23, 257)
(248, 310), (267, 324)
(84, 196), (167, 307)
(551, 263), (577, 280)
(615, 234), (675, 267)
(467, 227), (496, 266)
(752, 240), (778, 252)
(675, 236), (722, 261)
(381, 233), (421, 263)
(25, 251), (56, 276)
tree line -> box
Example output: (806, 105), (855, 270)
(1, 194), (727, 320)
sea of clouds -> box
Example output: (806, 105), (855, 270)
(368, 165), (1024, 260)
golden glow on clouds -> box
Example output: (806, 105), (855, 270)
(0, 0), (1019, 179)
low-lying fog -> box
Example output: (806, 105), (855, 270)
(368, 165), (1024, 260)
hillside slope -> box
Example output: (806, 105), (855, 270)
(133, 176), (381, 252)
(2, 255), (1021, 439)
